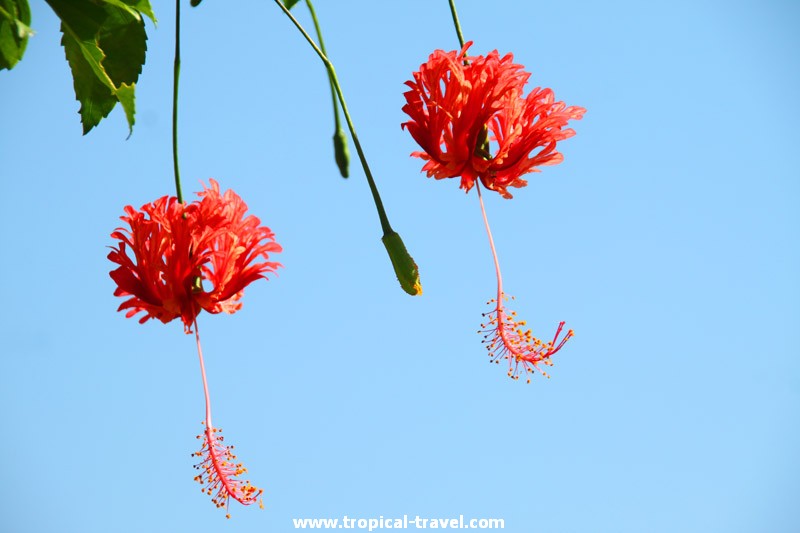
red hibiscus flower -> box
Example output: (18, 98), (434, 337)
(404, 43), (583, 382)
(108, 179), (282, 332)
(109, 180), (276, 515)
(402, 42), (585, 198)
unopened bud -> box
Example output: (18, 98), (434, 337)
(382, 231), (422, 296)
(333, 127), (350, 178)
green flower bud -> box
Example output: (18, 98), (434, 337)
(333, 126), (350, 178)
(382, 231), (422, 296)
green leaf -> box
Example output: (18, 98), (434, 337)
(45, 0), (150, 135)
(116, 82), (136, 130)
(97, 7), (147, 86)
(0, 0), (33, 71)
(107, 0), (156, 24)
(60, 27), (117, 133)
(283, 0), (302, 10)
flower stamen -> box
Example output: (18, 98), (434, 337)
(192, 422), (264, 518)
(480, 294), (573, 383)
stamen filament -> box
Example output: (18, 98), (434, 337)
(194, 320), (212, 426)
(476, 183), (503, 304)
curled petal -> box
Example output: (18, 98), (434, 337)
(108, 197), (200, 330)
(193, 180), (283, 315)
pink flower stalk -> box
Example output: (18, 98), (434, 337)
(474, 185), (574, 382)
(191, 324), (263, 518)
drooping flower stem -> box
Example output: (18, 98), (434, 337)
(476, 182), (573, 382)
(273, 0), (390, 234)
(476, 183), (503, 304)
(274, 0), (422, 296)
(305, 0), (349, 178)
(172, 0), (184, 203)
(448, 0), (467, 49)
(194, 320), (213, 426)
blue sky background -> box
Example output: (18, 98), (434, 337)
(1, 1), (798, 532)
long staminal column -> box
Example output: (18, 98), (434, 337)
(191, 320), (263, 517)
(475, 184), (573, 383)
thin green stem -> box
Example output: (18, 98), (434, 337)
(273, 0), (392, 234)
(172, 0), (184, 203)
(305, 0), (341, 132)
(448, 0), (466, 49)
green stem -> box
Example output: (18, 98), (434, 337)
(448, 0), (466, 49)
(273, 0), (392, 235)
(172, 0), (184, 203)
(305, 0), (341, 133)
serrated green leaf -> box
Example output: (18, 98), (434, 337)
(45, 0), (149, 135)
(47, 0), (118, 87)
(116, 82), (136, 133)
(60, 25), (116, 133)
(283, 0), (302, 10)
(0, 0), (32, 71)
(97, 7), (146, 86)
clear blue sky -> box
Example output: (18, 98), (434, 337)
(1, 1), (798, 532)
